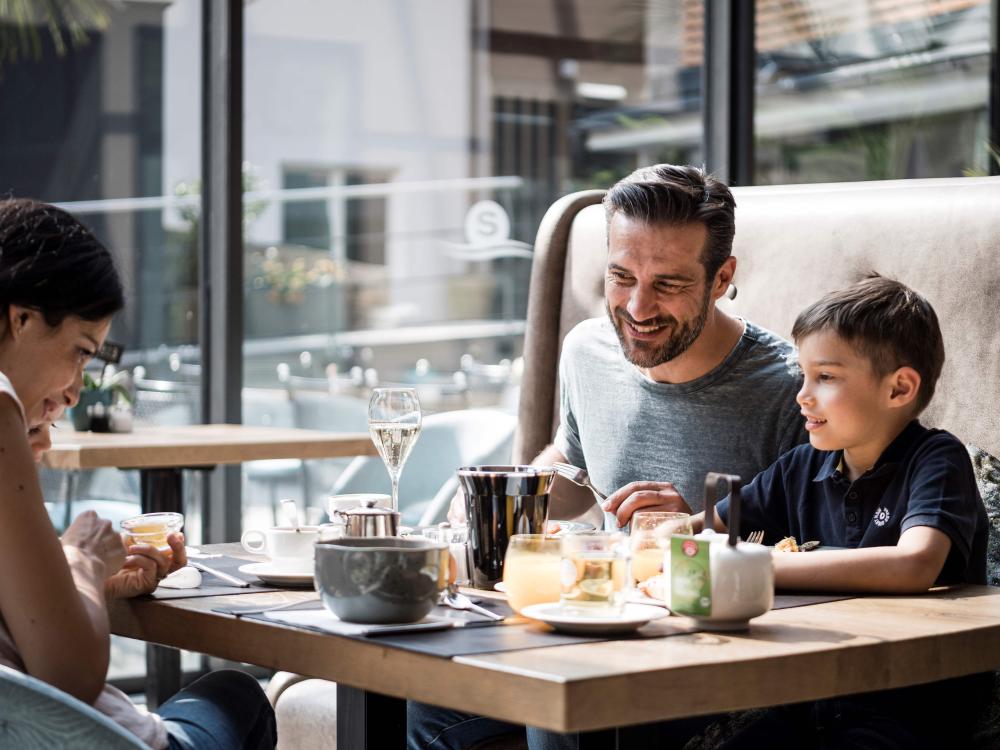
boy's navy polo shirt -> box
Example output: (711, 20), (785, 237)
(716, 420), (987, 585)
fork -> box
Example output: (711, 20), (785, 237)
(744, 530), (765, 544)
(440, 588), (505, 621)
(551, 462), (619, 531)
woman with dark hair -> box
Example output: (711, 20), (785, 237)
(0, 199), (276, 749)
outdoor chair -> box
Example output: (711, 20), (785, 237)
(243, 387), (305, 523)
(0, 664), (145, 749)
(283, 379), (370, 509)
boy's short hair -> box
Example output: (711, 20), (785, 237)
(791, 274), (945, 414)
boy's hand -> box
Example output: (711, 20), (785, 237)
(603, 481), (693, 527)
(772, 526), (951, 593)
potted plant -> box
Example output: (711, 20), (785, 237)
(72, 370), (133, 432)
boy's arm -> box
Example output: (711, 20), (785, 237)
(773, 525), (951, 593)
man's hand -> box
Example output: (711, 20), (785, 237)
(603, 481), (693, 527)
(105, 532), (187, 599)
(61, 511), (127, 577)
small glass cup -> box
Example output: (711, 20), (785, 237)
(630, 512), (692, 586)
(559, 531), (630, 615)
(423, 524), (472, 587)
(502, 534), (562, 614)
(120, 512), (184, 552)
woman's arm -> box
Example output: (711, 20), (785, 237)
(0, 401), (119, 703)
(772, 526), (951, 593)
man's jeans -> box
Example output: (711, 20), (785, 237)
(406, 700), (716, 750)
(159, 669), (277, 750)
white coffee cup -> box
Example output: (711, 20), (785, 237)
(241, 525), (320, 564)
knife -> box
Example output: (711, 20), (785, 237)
(189, 561), (251, 588)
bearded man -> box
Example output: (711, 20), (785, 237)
(532, 164), (806, 525)
(421, 165), (807, 750)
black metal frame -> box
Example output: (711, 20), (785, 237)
(200, 0), (244, 545)
(702, 0), (755, 185)
(992, 0), (1000, 175)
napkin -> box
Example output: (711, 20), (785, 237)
(263, 608), (456, 637)
(157, 566), (203, 589)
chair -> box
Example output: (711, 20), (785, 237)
(516, 178), (1000, 469)
(0, 664), (145, 749)
(243, 387), (304, 523)
(518, 180), (1000, 747)
(330, 408), (517, 526)
(284, 380), (370, 509)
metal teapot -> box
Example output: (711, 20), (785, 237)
(332, 497), (400, 537)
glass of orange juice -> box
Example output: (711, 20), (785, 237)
(630, 512), (692, 585)
(502, 534), (562, 614)
(121, 512), (184, 552)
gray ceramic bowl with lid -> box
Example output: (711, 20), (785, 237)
(314, 537), (449, 623)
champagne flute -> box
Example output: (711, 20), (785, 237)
(367, 387), (422, 513)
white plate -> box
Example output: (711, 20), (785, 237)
(238, 562), (314, 587)
(520, 603), (669, 635)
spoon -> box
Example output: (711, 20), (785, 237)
(280, 498), (301, 531)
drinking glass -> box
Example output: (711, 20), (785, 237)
(559, 531), (630, 615)
(630, 512), (692, 585)
(502, 534), (562, 614)
(121, 512), (185, 554)
(367, 387), (422, 513)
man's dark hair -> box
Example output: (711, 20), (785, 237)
(0, 198), (124, 327)
(602, 164), (737, 279)
(791, 274), (944, 414)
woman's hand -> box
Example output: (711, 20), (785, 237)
(105, 532), (187, 599)
(60, 511), (126, 577)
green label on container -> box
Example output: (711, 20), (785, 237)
(670, 535), (711, 616)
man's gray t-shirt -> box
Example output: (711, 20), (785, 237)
(553, 317), (806, 512)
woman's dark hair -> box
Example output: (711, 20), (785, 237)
(0, 198), (124, 326)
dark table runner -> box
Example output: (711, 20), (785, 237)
(210, 590), (855, 658)
(212, 596), (699, 657)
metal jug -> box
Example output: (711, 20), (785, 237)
(333, 497), (400, 537)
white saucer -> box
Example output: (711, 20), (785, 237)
(493, 581), (507, 593)
(520, 603), (669, 635)
(238, 561), (314, 587)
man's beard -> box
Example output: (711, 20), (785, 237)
(607, 286), (712, 369)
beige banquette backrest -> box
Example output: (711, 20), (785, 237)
(514, 177), (1000, 464)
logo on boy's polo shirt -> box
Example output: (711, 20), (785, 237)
(873, 506), (891, 527)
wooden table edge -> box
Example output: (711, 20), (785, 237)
(111, 585), (1000, 733)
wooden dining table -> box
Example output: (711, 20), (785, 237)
(43, 423), (378, 515)
(44, 425), (379, 706)
(109, 544), (1000, 749)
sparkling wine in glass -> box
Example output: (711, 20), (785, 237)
(367, 387), (422, 513)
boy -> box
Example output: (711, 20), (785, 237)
(708, 275), (991, 747)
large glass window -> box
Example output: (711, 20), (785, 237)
(0, 0), (203, 683)
(240, 0), (700, 528)
(753, 0), (992, 184)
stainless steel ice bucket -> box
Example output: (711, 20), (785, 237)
(457, 465), (554, 588)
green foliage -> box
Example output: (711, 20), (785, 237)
(962, 142), (1000, 178)
(82, 370), (132, 404)
(0, 0), (114, 71)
